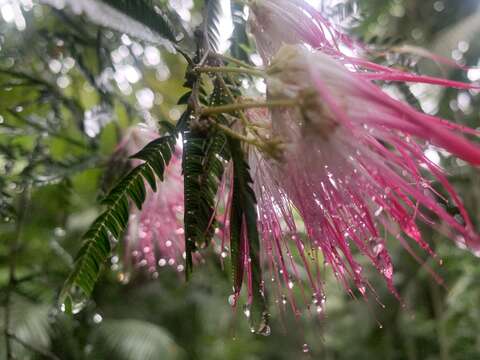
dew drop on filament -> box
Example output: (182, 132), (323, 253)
(257, 325), (271, 337)
(228, 294), (236, 307)
(243, 304), (251, 318)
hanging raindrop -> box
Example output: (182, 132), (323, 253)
(60, 287), (88, 315)
(228, 294), (237, 306)
(243, 304), (251, 318)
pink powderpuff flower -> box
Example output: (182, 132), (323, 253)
(250, 0), (479, 92)
(247, 45), (480, 313)
(118, 126), (187, 276)
(231, 0), (480, 314)
(249, 0), (360, 63)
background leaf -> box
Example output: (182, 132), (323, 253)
(93, 319), (182, 360)
(40, 0), (178, 50)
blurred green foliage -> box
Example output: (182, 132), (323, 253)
(0, 0), (479, 359)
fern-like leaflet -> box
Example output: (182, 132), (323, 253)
(40, 0), (178, 49)
(101, 0), (178, 43)
(183, 129), (228, 277)
(228, 137), (268, 334)
(59, 135), (176, 313)
(203, 0), (227, 52)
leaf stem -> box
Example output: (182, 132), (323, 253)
(215, 75), (271, 147)
(216, 75), (249, 127)
(212, 123), (268, 152)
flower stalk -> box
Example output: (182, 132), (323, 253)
(195, 66), (265, 77)
(200, 98), (299, 116)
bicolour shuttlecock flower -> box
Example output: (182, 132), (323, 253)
(236, 0), (480, 314)
(118, 126), (187, 276)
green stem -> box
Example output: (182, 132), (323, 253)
(217, 54), (257, 70)
(213, 123), (255, 144)
(196, 66), (265, 78)
(216, 75), (249, 127)
(201, 99), (299, 116)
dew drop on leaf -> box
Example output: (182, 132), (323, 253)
(60, 291), (88, 315)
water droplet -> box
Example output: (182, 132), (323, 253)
(257, 325), (271, 337)
(93, 313), (103, 324)
(288, 280), (294, 289)
(454, 214), (465, 225)
(117, 272), (130, 284)
(60, 289), (88, 315)
(158, 258), (166, 267)
(221, 251), (228, 259)
(302, 343), (310, 353)
(358, 285), (366, 295)
(228, 294), (237, 306)
(243, 304), (251, 318)
(138, 259), (147, 267)
(54, 227), (66, 237)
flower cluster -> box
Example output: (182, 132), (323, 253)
(119, 0), (480, 319)
(241, 0), (480, 313)
(119, 126), (187, 276)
